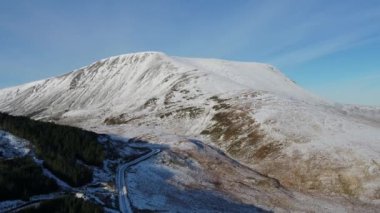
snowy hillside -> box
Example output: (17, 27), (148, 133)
(0, 52), (320, 117)
(0, 51), (379, 210)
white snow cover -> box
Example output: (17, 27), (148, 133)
(0, 51), (379, 209)
(0, 52), (321, 116)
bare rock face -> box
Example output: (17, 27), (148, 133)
(1, 51), (379, 211)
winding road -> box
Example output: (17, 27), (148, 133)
(116, 148), (161, 213)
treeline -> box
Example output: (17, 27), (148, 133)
(19, 196), (104, 213)
(0, 157), (58, 201)
(0, 112), (105, 187)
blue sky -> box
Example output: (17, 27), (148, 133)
(1, 0), (379, 105)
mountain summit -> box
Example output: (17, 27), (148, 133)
(0, 51), (319, 116)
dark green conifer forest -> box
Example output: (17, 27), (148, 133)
(0, 112), (105, 187)
(19, 196), (104, 213)
(0, 157), (58, 201)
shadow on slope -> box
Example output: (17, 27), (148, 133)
(118, 137), (271, 213)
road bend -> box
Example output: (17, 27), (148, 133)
(116, 148), (161, 213)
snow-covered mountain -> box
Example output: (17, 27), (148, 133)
(0, 52), (319, 116)
(1, 52), (380, 210)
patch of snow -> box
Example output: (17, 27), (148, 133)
(0, 130), (30, 159)
(0, 200), (25, 212)
(32, 156), (71, 189)
(75, 193), (85, 199)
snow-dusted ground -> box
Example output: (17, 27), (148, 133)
(116, 146), (160, 213)
(105, 132), (377, 212)
(0, 200), (24, 212)
(0, 52), (379, 211)
(0, 130), (31, 159)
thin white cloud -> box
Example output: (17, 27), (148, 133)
(269, 33), (380, 67)
(204, 0), (380, 66)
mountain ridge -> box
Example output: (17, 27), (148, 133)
(0, 51), (323, 116)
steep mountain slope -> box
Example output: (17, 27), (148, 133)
(1, 52), (379, 209)
(0, 52), (318, 117)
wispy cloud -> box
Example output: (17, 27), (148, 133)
(269, 32), (380, 67)
(206, 0), (380, 66)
